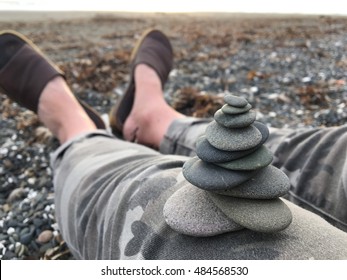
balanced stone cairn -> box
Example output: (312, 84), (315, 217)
(163, 94), (292, 237)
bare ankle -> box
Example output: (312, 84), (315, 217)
(123, 63), (184, 148)
(38, 77), (96, 143)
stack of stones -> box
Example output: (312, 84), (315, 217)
(164, 94), (292, 237)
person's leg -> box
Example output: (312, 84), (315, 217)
(264, 126), (347, 232)
(122, 64), (210, 156)
(123, 64), (185, 147)
(0, 30), (105, 132)
(38, 76), (96, 143)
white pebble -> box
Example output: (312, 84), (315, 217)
(7, 227), (15, 235)
(6, 211), (13, 219)
(27, 190), (38, 199)
(27, 178), (36, 185)
(270, 52), (277, 58)
(0, 148), (9, 155)
(46, 167), (52, 176)
(169, 69), (179, 78)
(250, 86), (258, 93)
(268, 93), (279, 99)
(282, 77), (291, 83)
(302, 77), (311, 83)
(51, 223), (59, 231)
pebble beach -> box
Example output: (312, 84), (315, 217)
(1, 11), (347, 259)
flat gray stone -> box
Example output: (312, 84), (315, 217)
(163, 184), (243, 237)
(206, 121), (262, 151)
(182, 157), (257, 191)
(208, 193), (293, 232)
(253, 121), (269, 143)
(224, 95), (248, 108)
(214, 109), (256, 128)
(196, 136), (257, 162)
(215, 146), (273, 171)
(214, 165), (290, 199)
(222, 104), (252, 114)
(195, 121), (269, 163)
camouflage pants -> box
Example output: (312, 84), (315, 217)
(51, 118), (347, 259)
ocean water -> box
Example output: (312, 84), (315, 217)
(0, 0), (347, 15)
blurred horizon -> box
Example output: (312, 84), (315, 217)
(1, 0), (347, 15)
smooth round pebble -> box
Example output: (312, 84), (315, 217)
(221, 104), (252, 114)
(214, 165), (290, 199)
(183, 157), (257, 190)
(7, 188), (26, 204)
(208, 193), (293, 232)
(206, 121), (262, 151)
(253, 121), (269, 143)
(224, 95), (248, 107)
(196, 136), (259, 162)
(20, 231), (34, 245)
(36, 230), (54, 244)
(215, 146), (273, 171)
(163, 184), (243, 237)
(214, 109), (256, 128)
(196, 122), (269, 163)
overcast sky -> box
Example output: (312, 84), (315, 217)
(0, 0), (347, 15)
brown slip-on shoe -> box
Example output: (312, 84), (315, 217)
(109, 29), (173, 137)
(0, 30), (105, 129)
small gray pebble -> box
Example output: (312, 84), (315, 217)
(20, 231), (34, 245)
(206, 121), (262, 151)
(214, 109), (256, 128)
(224, 94), (249, 108)
(183, 157), (257, 190)
(222, 104), (252, 114)
(196, 136), (258, 162)
(215, 146), (273, 171)
(214, 165), (290, 199)
(7, 188), (26, 204)
(196, 121), (269, 163)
